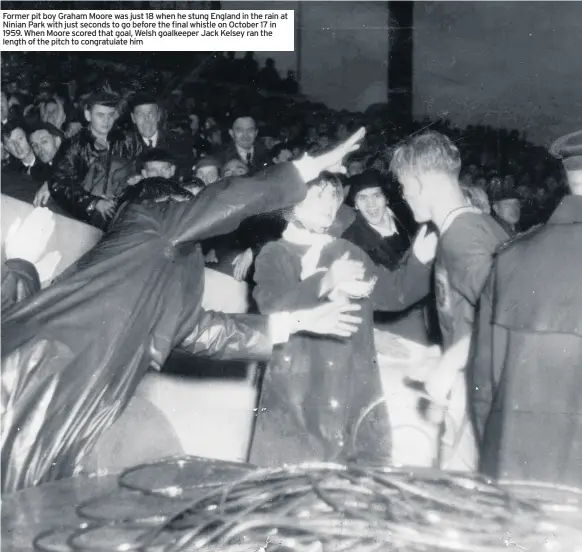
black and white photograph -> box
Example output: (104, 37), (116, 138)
(1, 1), (581, 550)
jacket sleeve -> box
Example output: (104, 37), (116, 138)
(370, 250), (432, 312)
(169, 163), (307, 246)
(253, 242), (326, 314)
(49, 138), (101, 216)
(177, 309), (273, 362)
(442, 216), (507, 307)
(468, 267), (507, 441)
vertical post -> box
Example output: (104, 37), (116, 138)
(295, 0), (302, 83)
(388, 1), (414, 126)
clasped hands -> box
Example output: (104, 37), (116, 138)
(319, 253), (376, 302)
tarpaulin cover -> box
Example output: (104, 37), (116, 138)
(1, 163), (306, 493)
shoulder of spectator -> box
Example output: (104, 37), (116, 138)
(495, 222), (545, 258)
(441, 211), (507, 254)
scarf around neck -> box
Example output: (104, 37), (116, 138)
(282, 223), (335, 280)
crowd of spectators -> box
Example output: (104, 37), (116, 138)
(2, 51), (569, 278)
(2, 51), (580, 490)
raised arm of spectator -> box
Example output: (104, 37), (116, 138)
(169, 129), (366, 246)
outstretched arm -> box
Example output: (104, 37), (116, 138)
(170, 129), (366, 246)
(370, 226), (436, 311)
(370, 250), (432, 312)
(177, 310), (273, 362)
(177, 303), (364, 361)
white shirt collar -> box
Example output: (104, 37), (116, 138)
(22, 155), (36, 169)
(368, 209), (398, 238)
(236, 145), (254, 162)
(282, 223), (334, 280)
(144, 131), (158, 148)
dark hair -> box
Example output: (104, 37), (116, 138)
(280, 171), (343, 222)
(345, 170), (387, 207)
(1, 120), (27, 143)
(130, 93), (159, 112)
(109, 179), (192, 230)
(28, 122), (65, 141)
(314, 171), (344, 197)
(140, 147), (176, 167)
(229, 114), (256, 129)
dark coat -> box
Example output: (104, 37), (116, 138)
(1, 258), (40, 312)
(2, 156), (47, 185)
(342, 211), (410, 270)
(49, 127), (138, 227)
(213, 140), (271, 174)
(1, 167), (43, 204)
(1, 163), (307, 493)
(342, 212), (431, 344)
(469, 195), (582, 487)
(249, 237), (432, 466)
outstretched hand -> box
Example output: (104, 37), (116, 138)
(291, 300), (363, 338)
(412, 225), (438, 265)
(315, 127), (366, 174)
(33, 182), (51, 208)
(232, 248), (254, 281)
(293, 127), (366, 183)
(320, 252), (365, 297)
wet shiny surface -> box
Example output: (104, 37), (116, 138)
(2, 473), (120, 551)
(2, 457), (253, 552)
(4, 459), (582, 552)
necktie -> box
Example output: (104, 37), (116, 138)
(246, 152), (252, 165)
(146, 138), (151, 147)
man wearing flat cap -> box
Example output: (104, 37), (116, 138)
(490, 186), (522, 238)
(469, 130), (582, 487)
(128, 93), (194, 182)
(49, 90), (138, 229)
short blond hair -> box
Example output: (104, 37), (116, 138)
(390, 131), (462, 180)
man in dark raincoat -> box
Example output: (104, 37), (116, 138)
(1, 130), (366, 493)
(470, 129), (582, 487)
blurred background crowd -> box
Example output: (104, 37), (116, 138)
(2, 51), (568, 243)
